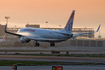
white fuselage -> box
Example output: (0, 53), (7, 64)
(17, 28), (71, 42)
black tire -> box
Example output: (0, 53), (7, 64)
(53, 43), (55, 46)
(50, 43), (55, 47)
(50, 43), (52, 47)
(37, 43), (40, 46)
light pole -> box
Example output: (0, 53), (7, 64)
(46, 21), (48, 28)
(59, 25), (61, 27)
(5, 16), (10, 24)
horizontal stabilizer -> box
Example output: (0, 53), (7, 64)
(72, 24), (101, 38)
(96, 24), (101, 32)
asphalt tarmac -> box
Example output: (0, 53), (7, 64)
(0, 46), (105, 55)
(0, 55), (105, 63)
(0, 46), (105, 52)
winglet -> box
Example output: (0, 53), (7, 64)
(4, 24), (7, 32)
(96, 24), (101, 32)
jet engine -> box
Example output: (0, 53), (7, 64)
(20, 37), (30, 43)
(69, 34), (73, 38)
(71, 34), (73, 37)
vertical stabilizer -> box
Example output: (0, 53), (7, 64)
(59, 10), (75, 33)
(65, 10), (75, 33)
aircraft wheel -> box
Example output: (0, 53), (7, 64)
(37, 43), (40, 46)
(50, 43), (52, 47)
(53, 43), (55, 46)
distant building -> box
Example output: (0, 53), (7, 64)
(7, 24), (40, 33)
(26, 24), (40, 28)
(0, 24), (5, 36)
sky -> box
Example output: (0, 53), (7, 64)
(0, 0), (105, 38)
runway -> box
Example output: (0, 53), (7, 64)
(0, 55), (105, 63)
(0, 46), (105, 51)
(0, 46), (105, 55)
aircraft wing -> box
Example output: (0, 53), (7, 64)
(4, 24), (30, 37)
(72, 24), (101, 38)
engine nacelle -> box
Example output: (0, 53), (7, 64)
(69, 34), (73, 38)
(71, 34), (73, 37)
(20, 37), (30, 43)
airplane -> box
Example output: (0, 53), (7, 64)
(4, 10), (101, 47)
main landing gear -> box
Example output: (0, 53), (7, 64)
(35, 41), (40, 47)
(50, 43), (55, 47)
(34, 41), (55, 47)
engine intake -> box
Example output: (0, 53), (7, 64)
(20, 37), (30, 43)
